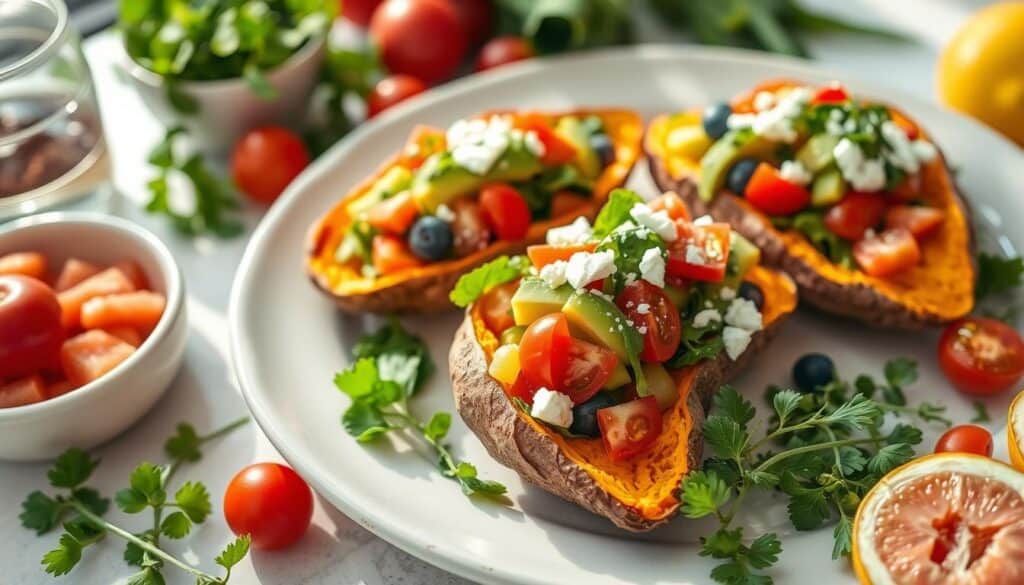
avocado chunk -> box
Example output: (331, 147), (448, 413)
(699, 129), (770, 201)
(412, 139), (542, 213)
(511, 277), (572, 326)
(346, 166), (413, 217)
(562, 290), (637, 362)
(811, 167), (846, 207)
(555, 116), (602, 180)
(796, 134), (840, 173)
(723, 231), (761, 288)
(603, 361), (630, 390)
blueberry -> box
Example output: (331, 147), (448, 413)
(726, 158), (759, 196)
(408, 216), (452, 261)
(792, 353), (836, 393)
(702, 102), (733, 140)
(569, 391), (620, 438)
(737, 281), (764, 310)
(589, 133), (615, 168)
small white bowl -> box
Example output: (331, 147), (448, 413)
(0, 212), (187, 461)
(125, 36), (326, 153)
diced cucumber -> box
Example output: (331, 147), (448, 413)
(724, 231), (761, 287)
(796, 134), (840, 173)
(811, 167), (846, 207)
(556, 116), (602, 179)
(346, 166), (413, 217)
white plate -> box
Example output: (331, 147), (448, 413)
(229, 46), (1024, 585)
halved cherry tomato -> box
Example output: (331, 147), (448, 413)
(519, 313), (571, 389)
(371, 234), (424, 275)
(616, 280), (682, 363)
(812, 82), (850, 104)
(479, 183), (531, 240)
(0, 375), (47, 409)
(562, 338), (617, 404)
(364, 191), (420, 234)
(824, 192), (887, 240)
(479, 280), (518, 335)
(939, 317), (1024, 396)
(934, 424), (994, 456)
(597, 396), (663, 461)
(514, 116), (577, 166)
(648, 191), (691, 222)
(508, 372), (540, 404)
(0, 252), (47, 279)
(667, 223), (731, 283)
(852, 228), (921, 277)
(0, 275), (64, 379)
(888, 172), (922, 201)
(884, 205), (945, 239)
(527, 242), (597, 268)
(744, 163), (811, 216)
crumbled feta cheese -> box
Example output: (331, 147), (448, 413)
(833, 138), (886, 192)
(630, 203), (677, 242)
(565, 250), (617, 289)
(779, 160), (813, 186)
(826, 119), (844, 135)
(530, 388), (573, 428)
(719, 286), (736, 301)
(685, 244), (706, 265)
(447, 116), (512, 175)
(638, 247), (665, 287)
(636, 303), (650, 315)
(911, 139), (937, 163)
(546, 217), (593, 246)
(727, 86), (811, 144)
(539, 260), (568, 288)
(435, 203), (455, 223)
(881, 121), (920, 174)
(843, 118), (859, 133)
(524, 130), (546, 157)
(692, 309), (722, 328)
(753, 91), (776, 111)
(724, 298), (763, 332)
(727, 113), (758, 130)
(723, 326), (752, 360)
(833, 138), (862, 169)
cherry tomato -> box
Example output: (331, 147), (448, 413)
(939, 317), (1024, 396)
(616, 280), (682, 363)
(479, 280), (518, 335)
(648, 191), (691, 222)
(884, 205), (945, 239)
(479, 183), (531, 240)
(666, 222), (732, 283)
(812, 82), (850, 104)
(596, 396), (663, 461)
(514, 115), (576, 166)
(341, 0), (384, 26)
(744, 163), (811, 216)
(367, 74), (427, 118)
(526, 242), (597, 268)
(364, 191), (420, 234)
(476, 36), (534, 71)
(852, 228), (921, 277)
(448, 0), (494, 46)
(232, 126), (310, 204)
(449, 198), (492, 257)
(561, 338), (617, 404)
(824, 192), (887, 240)
(224, 463), (314, 551)
(934, 424), (994, 456)
(371, 234), (424, 275)
(370, 0), (467, 84)
(518, 313), (571, 389)
(508, 372), (540, 404)
(0, 275), (64, 380)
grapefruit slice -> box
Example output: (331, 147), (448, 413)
(1010, 391), (1024, 471)
(853, 453), (1024, 584)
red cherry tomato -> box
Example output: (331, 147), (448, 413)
(596, 396), (663, 461)
(884, 205), (945, 239)
(363, 191), (419, 234)
(508, 372), (540, 404)
(479, 280), (518, 335)
(370, 0), (467, 84)
(341, 0), (384, 26)
(744, 163), (811, 216)
(448, 0), (494, 46)
(514, 115), (576, 166)
(367, 74), (427, 117)
(479, 183), (531, 240)
(616, 280), (682, 363)
(232, 126), (310, 204)
(666, 222), (732, 283)
(0, 275), (64, 380)
(934, 424), (994, 456)
(371, 234), (424, 275)
(852, 228), (921, 277)
(812, 82), (850, 104)
(824, 192), (887, 240)
(224, 463), (314, 551)
(519, 313), (571, 389)
(476, 36), (534, 71)
(938, 317), (1024, 396)
(561, 338), (616, 404)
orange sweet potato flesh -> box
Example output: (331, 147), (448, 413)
(645, 80), (975, 329)
(307, 109), (643, 313)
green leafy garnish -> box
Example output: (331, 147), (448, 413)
(592, 188), (644, 238)
(976, 253), (1024, 299)
(971, 401), (991, 424)
(450, 255), (531, 307)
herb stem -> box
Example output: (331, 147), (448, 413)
(755, 437), (878, 474)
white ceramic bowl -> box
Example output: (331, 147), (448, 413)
(125, 37), (326, 153)
(0, 212), (187, 461)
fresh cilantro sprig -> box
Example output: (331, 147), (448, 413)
(976, 253), (1024, 299)
(335, 320), (507, 498)
(450, 256), (530, 308)
(20, 418), (250, 584)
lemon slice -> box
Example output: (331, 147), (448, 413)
(1010, 391), (1024, 471)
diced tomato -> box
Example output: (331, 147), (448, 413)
(0, 252), (47, 280)
(450, 198), (492, 257)
(371, 235), (424, 275)
(885, 205), (945, 239)
(515, 115), (577, 166)
(103, 327), (143, 347)
(46, 379), (77, 399)
(479, 183), (531, 241)
(667, 223), (731, 283)
(527, 242), (597, 268)
(60, 329), (136, 387)
(113, 260), (150, 290)
(616, 280), (682, 363)
(812, 82), (849, 104)
(479, 280), (518, 335)
(744, 163), (811, 216)
(596, 396), (663, 461)
(81, 291), (166, 333)
(648, 191), (691, 222)
(364, 191), (420, 234)
(0, 375), (47, 408)
(55, 258), (100, 292)
(57, 267), (135, 330)
(561, 339), (616, 404)
(888, 173), (922, 201)
(508, 372), (540, 404)
(824, 192), (887, 240)
(518, 313), (572, 389)
(550, 191), (588, 217)
(399, 126), (447, 170)
(853, 228), (921, 277)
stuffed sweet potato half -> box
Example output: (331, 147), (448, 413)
(307, 109), (642, 313)
(448, 190), (797, 531)
(646, 80), (975, 329)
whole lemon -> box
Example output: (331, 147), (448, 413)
(939, 2), (1024, 146)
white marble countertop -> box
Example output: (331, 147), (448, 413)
(0, 1), (995, 583)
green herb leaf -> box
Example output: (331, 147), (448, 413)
(976, 253), (1024, 298)
(424, 412), (452, 442)
(48, 449), (99, 489)
(680, 470), (732, 518)
(215, 535), (251, 570)
(886, 424), (923, 446)
(703, 415), (749, 461)
(867, 443), (914, 475)
(353, 318), (434, 396)
(115, 487), (150, 514)
(174, 482), (211, 523)
(164, 423), (202, 462)
(450, 256), (529, 307)
(129, 463), (166, 505)
(832, 515), (854, 559)
(42, 533), (84, 576)
(243, 63), (277, 100)
(592, 189), (644, 238)
(20, 491), (63, 534)
(160, 511), (192, 539)
(715, 386), (757, 429)
(971, 401), (991, 423)
(450, 462), (508, 497)
(125, 566), (166, 585)
(747, 533), (782, 569)
(771, 389), (803, 428)
(883, 358), (917, 389)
